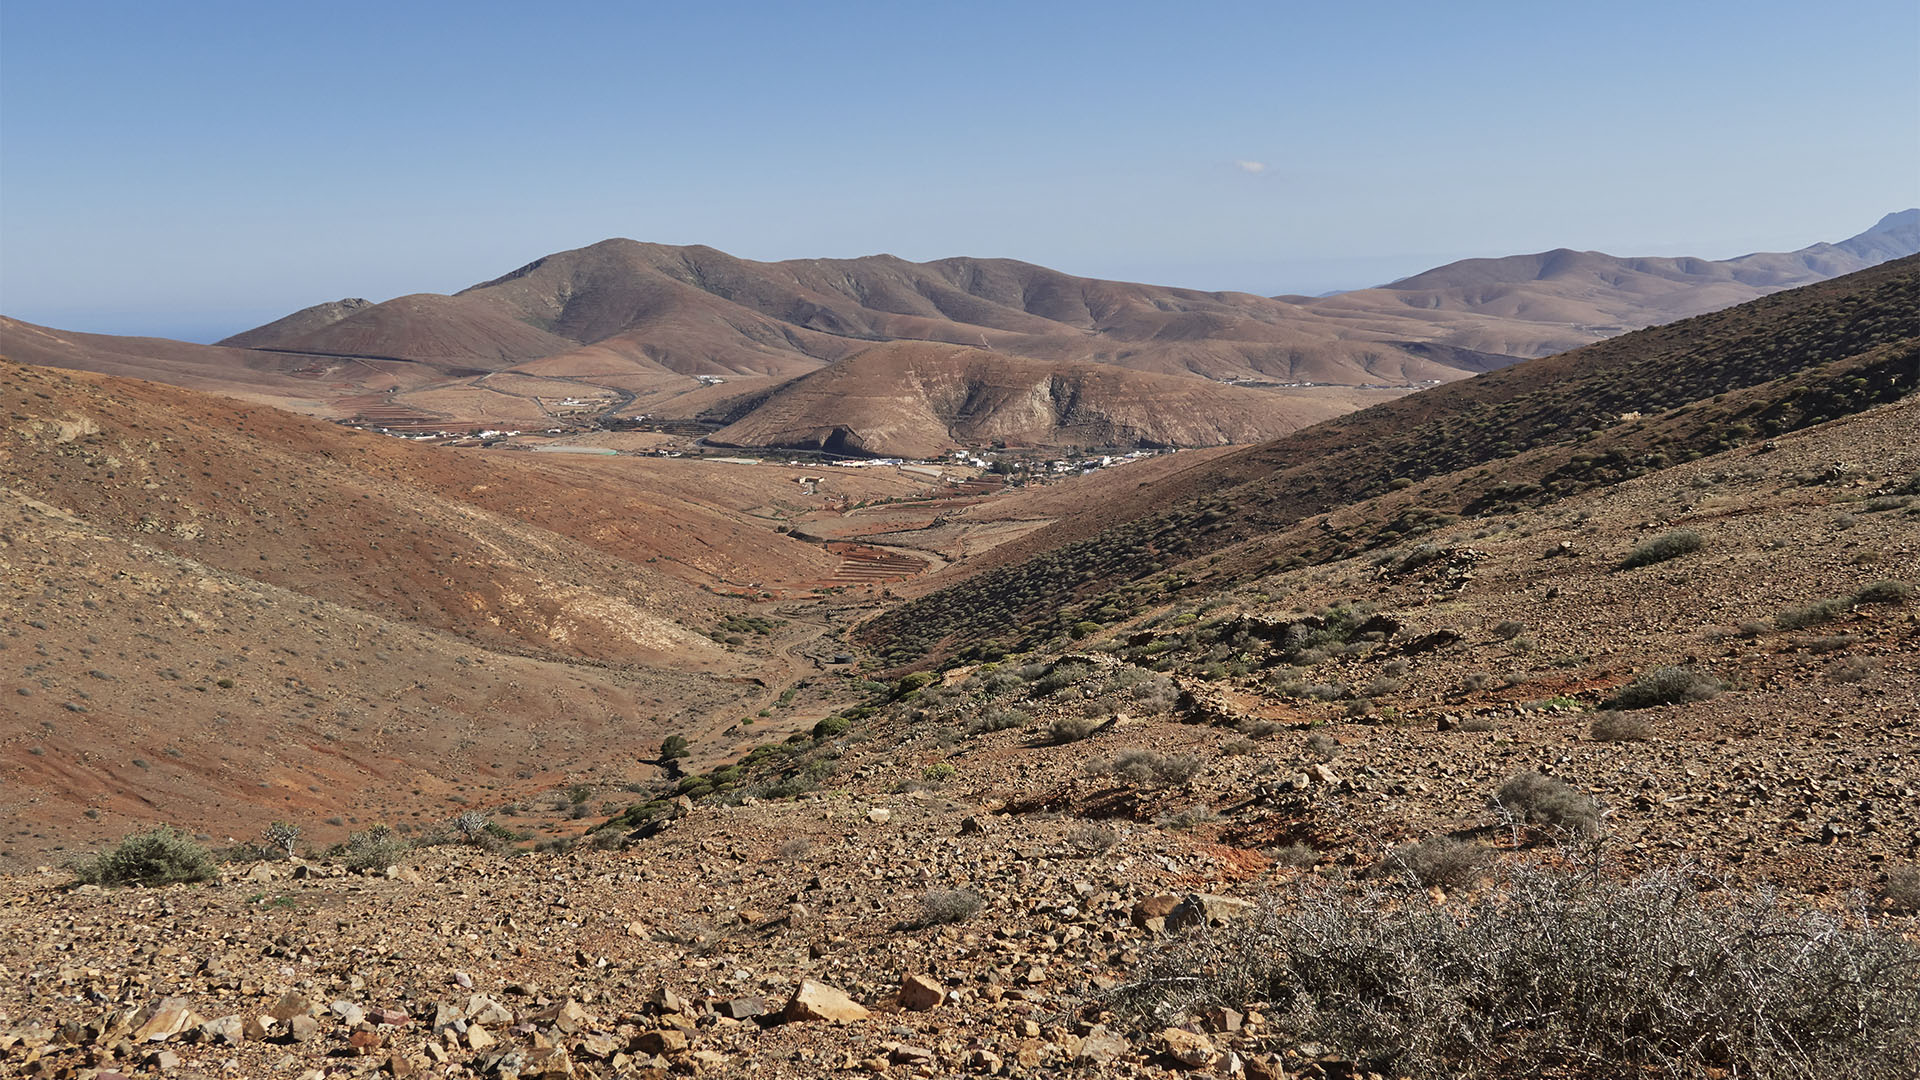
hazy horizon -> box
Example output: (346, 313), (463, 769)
(3, 1), (1916, 342)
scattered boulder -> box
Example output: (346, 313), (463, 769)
(1162, 1026), (1217, 1069)
(782, 979), (869, 1023)
(898, 974), (944, 1011)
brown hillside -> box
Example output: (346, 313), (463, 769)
(861, 255), (1920, 664)
(1301, 209), (1920, 358)
(705, 343), (1361, 458)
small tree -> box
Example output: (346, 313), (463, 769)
(659, 734), (690, 761)
(261, 820), (301, 860)
(451, 811), (490, 845)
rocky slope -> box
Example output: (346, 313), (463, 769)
(1, 392), (1914, 1077)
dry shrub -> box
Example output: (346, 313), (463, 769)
(1879, 866), (1920, 914)
(1493, 772), (1603, 835)
(1825, 656), (1879, 683)
(1588, 710), (1651, 742)
(967, 707), (1028, 735)
(1618, 529), (1703, 569)
(1107, 864), (1920, 1078)
(1049, 715), (1100, 744)
(1605, 666), (1723, 709)
(918, 888), (983, 925)
(1371, 836), (1491, 887)
(1066, 822), (1119, 854)
(1088, 749), (1201, 787)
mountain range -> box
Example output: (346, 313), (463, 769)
(3, 211), (1913, 458)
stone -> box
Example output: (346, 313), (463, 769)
(646, 987), (687, 1015)
(286, 1014), (321, 1043)
(197, 1015), (245, 1045)
(867, 808), (891, 824)
(465, 1025), (496, 1051)
(268, 992), (313, 1023)
(889, 1044), (935, 1065)
(330, 1001), (366, 1027)
(1167, 893), (1255, 931)
(1131, 893), (1182, 931)
(717, 997), (765, 1020)
(542, 999), (589, 1033)
(370, 1007), (411, 1027)
(1161, 1027), (1216, 1069)
(634, 1029), (687, 1055)
(242, 1015), (275, 1041)
(959, 815), (995, 835)
(524, 1044), (574, 1077)
(688, 1049), (730, 1072)
(468, 995), (514, 1026)
(132, 997), (200, 1042)
(898, 975), (944, 1011)
(1245, 1055), (1289, 1080)
(782, 980), (870, 1023)
(348, 1029), (384, 1056)
(1203, 1006), (1243, 1033)
(1074, 1025), (1129, 1065)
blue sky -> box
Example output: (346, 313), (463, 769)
(3, 0), (1916, 341)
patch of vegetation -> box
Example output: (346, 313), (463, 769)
(1853, 579), (1913, 605)
(1371, 836), (1491, 887)
(1108, 863), (1920, 1078)
(73, 826), (216, 887)
(711, 614), (783, 642)
(1604, 666), (1724, 709)
(1066, 822), (1119, 854)
(1049, 715), (1100, 744)
(1493, 772), (1603, 835)
(338, 825), (408, 872)
(1617, 528), (1704, 569)
(1777, 596), (1853, 630)
(1588, 710), (1651, 742)
(918, 888), (983, 926)
(1086, 749), (1201, 787)
(966, 707), (1029, 735)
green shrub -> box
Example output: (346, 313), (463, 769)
(339, 825), (408, 872)
(659, 734), (690, 761)
(74, 826), (216, 887)
(1618, 529), (1704, 569)
(811, 715), (851, 740)
(1605, 666), (1723, 709)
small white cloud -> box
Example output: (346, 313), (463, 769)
(1234, 160), (1267, 174)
